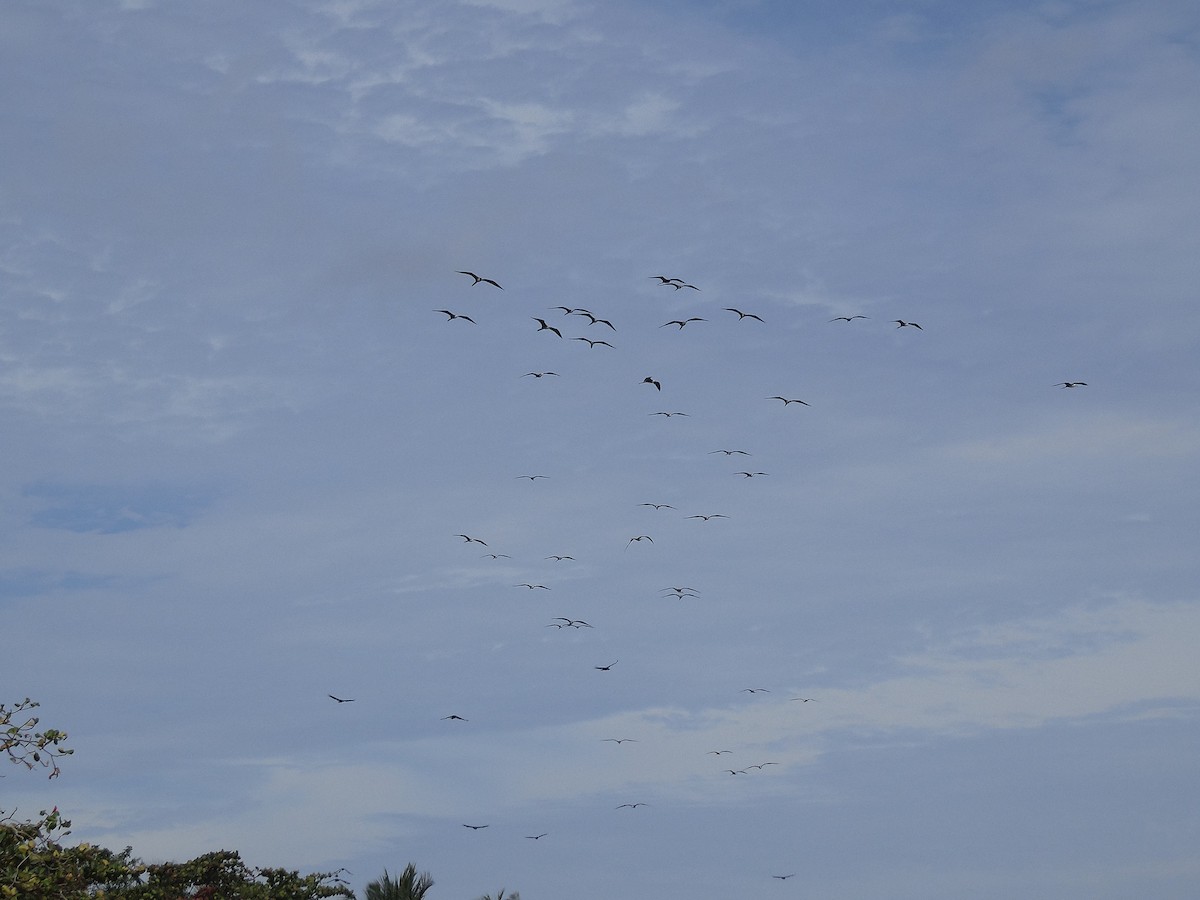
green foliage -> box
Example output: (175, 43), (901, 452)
(365, 863), (434, 900)
(1, 699), (73, 780)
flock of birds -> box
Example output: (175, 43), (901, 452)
(332, 269), (1088, 887)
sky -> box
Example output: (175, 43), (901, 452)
(2, 0), (1199, 897)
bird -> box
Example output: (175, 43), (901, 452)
(893, 319), (922, 329)
(457, 271), (502, 289)
(736, 471), (769, 478)
(531, 317), (563, 337)
(626, 535), (654, 547)
(455, 534), (487, 545)
(661, 317), (706, 328)
(649, 275), (684, 284)
(639, 503), (675, 510)
(746, 762), (779, 770)
(829, 315), (869, 322)
(516, 474), (549, 480)
(659, 586), (699, 594)
(523, 371), (559, 378)
(525, 833), (548, 840)
(668, 281), (700, 290)
(726, 769), (748, 775)
(580, 312), (616, 330)
(551, 617), (592, 628)
(328, 695), (355, 703)
(687, 514), (728, 521)
(550, 306), (590, 315)
(514, 583), (550, 590)
(662, 588), (700, 598)
(771, 874), (796, 880)
(641, 376), (662, 391)
(462, 823), (489, 829)
(443, 715), (469, 721)
(594, 661), (618, 671)
(602, 738), (638, 744)
(791, 697), (818, 702)
(707, 749), (733, 755)
(434, 309), (476, 323)
(740, 688), (771, 693)
(767, 396), (809, 406)
(725, 308), (764, 322)
(709, 449), (750, 455)
(482, 553), (511, 559)
(1056, 382), (1087, 388)
(616, 803), (649, 809)
(649, 411), (690, 417)
(544, 555), (575, 561)
(571, 337), (614, 349)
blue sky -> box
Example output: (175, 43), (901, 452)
(3, 0), (1199, 897)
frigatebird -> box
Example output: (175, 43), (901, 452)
(434, 309), (476, 323)
(457, 271), (502, 289)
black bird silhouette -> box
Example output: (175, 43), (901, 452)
(616, 803), (649, 809)
(550, 306), (590, 315)
(443, 715), (469, 721)
(462, 823), (489, 829)
(707, 749), (733, 755)
(829, 315), (869, 322)
(662, 588), (700, 598)
(571, 337), (614, 349)
(328, 695), (355, 703)
(581, 312), (616, 330)
(768, 396), (809, 406)
(747, 762), (779, 770)
(772, 874), (796, 880)
(893, 319), (922, 329)
(531, 317), (563, 337)
(551, 617), (593, 628)
(434, 309), (476, 323)
(515, 583), (550, 590)
(741, 688), (771, 693)
(455, 534), (487, 545)
(516, 474), (549, 480)
(525, 833), (548, 839)
(545, 555), (575, 561)
(726, 769), (748, 775)
(523, 371), (559, 378)
(736, 471), (769, 478)
(594, 661), (618, 671)
(660, 586), (699, 594)
(649, 275), (684, 284)
(687, 514), (728, 521)
(457, 271), (502, 289)
(709, 449), (750, 455)
(791, 697), (819, 702)
(642, 376), (662, 391)
(626, 535), (654, 547)
(602, 738), (638, 744)
(662, 317), (706, 328)
(650, 411), (689, 417)
(482, 553), (512, 559)
(1056, 382), (1088, 388)
(725, 308), (764, 322)
(639, 503), (676, 510)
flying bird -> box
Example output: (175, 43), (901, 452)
(594, 661), (618, 671)
(687, 514), (728, 521)
(829, 315), (869, 322)
(893, 319), (922, 329)
(616, 803), (649, 809)
(707, 749), (733, 755)
(626, 535), (654, 547)
(455, 534), (487, 545)
(550, 306), (590, 315)
(1056, 382), (1088, 388)
(639, 503), (675, 510)
(709, 449), (750, 455)
(515, 474), (549, 480)
(523, 371), (559, 378)
(736, 471), (769, 478)
(434, 309), (476, 323)
(725, 308), (764, 322)
(462, 823), (489, 829)
(602, 738), (638, 744)
(525, 833), (548, 840)
(642, 376), (662, 391)
(456, 271), (502, 289)
(772, 874), (796, 880)
(726, 769), (748, 775)
(740, 688), (771, 693)
(327, 695), (355, 703)
(661, 317), (706, 329)
(650, 411), (689, 417)
(545, 555), (575, 561)
(531, 317), (563, 337)
(482, 553), (512, 559)
(649, 275), (684, 284)
(571, 337), (614, 349)
(581, 312), (616, 330)
(443, 715), (469, 721)
(791, 697), (819, 702)
(515, 583), (550, 590)
(767, 396), (809, 406)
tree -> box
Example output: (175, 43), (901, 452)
(365, 863), (434, 900)
(476, 891), (519, 900)
(1, 698), (73, 780)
